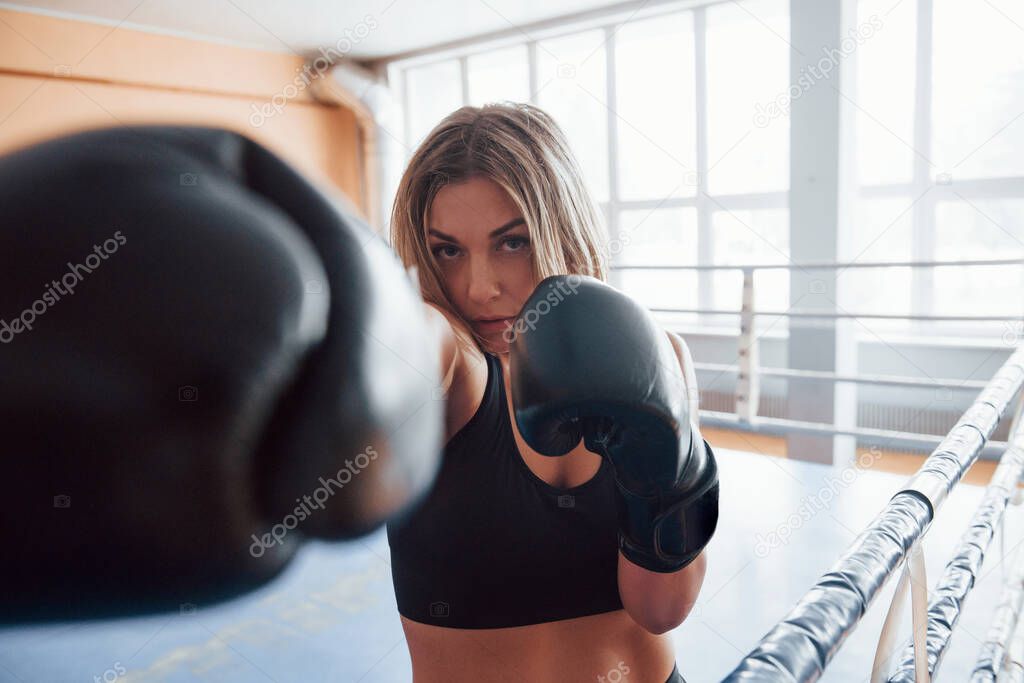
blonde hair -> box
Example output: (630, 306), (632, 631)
(390, 102), (608, 351)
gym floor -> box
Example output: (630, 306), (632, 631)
(2, 443), (1020, 682)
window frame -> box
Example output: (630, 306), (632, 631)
(388, 1), (791, 337)
(858, 0), (1024, 339)
(385, 0), (1023, 342)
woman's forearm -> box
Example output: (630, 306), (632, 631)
(618, 549), (708, 635)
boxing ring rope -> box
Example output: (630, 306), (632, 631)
(718, 344), (1024, 681)
(1002, 615), (1024, 683)
(699, 411), (1010, 458)
(970, 543), (1024, 682)
(650, 308), (1021, 323)
(971, 401), (1024, 683)
(612, 258), (1024, 452)
(882, 398), (1024, 681)
(694, 364), (988, 392)
(614, 258), (1024, 680)
(614, 258), (1024, 272)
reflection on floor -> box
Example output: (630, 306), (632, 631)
(1, 443), (1020, 682)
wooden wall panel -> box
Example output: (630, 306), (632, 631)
(0, 8), (370, 218)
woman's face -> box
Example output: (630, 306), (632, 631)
(426, 176), (537, 354)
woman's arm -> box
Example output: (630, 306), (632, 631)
(619, 549), (707, 634)
(618, 330), (708, 634)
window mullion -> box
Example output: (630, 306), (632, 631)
(695, 6), (714, 323)
(605, 26), (623, 289)
(911, 0), (935, 331)
(458, 55), (470, 105)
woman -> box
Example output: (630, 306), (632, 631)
(387, 102), (707, 683)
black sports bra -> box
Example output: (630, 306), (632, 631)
(385, 351), (624, 628)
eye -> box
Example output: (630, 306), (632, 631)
(431, 244), (460, 260)
(500, 236), (530, 252)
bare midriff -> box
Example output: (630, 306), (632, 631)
(399, 608), (676, 683)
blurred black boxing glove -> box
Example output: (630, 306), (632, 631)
(0, 126), (443, 620)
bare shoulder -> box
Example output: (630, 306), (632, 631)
(421, 303), (484, 374)
(664, 330), (689, 374)
(664, 329), (701, 424)
(422, 303), (487, 442)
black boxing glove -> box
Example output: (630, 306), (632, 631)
(509, 275), (718, 572)
(0, 126), (443, 621)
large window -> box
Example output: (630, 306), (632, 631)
(614, 12), (697, 202)
(855, 0), (1024, 336)
(393, 0), (791, 333)
(403, 59), (462, 149)
(535, 29), (610, 203)
(467, 45), (530, 107)
(393, 0), (1022, 340)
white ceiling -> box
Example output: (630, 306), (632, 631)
(2, 0), (632, 61)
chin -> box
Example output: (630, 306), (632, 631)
(481, 334), (511, 355)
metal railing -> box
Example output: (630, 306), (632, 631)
(613, 258), (1024, 453)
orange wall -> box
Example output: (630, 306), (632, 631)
(0, 8), (370, 218)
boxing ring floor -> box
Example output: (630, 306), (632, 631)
(3, 446), (1021, 683)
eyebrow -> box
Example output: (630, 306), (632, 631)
(428, 217), (526, 243)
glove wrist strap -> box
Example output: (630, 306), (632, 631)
(613, 440), (720, 573)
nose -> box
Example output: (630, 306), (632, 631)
(467, 256), (501, 306)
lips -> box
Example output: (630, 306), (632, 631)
(473, 317), (515, 333)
